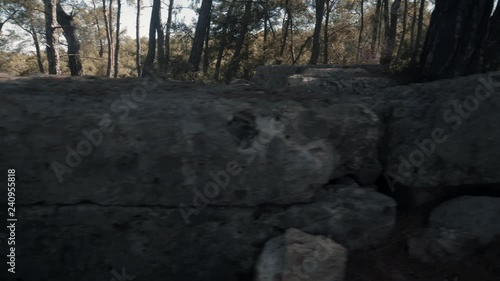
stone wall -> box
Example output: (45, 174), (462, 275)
(1, 70), (499, 280)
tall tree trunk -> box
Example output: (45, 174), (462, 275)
(156, 5), (165, 72)
(224, 0), (253, 83)
(371, 0), (382, 56)
(383, 0), (390, 39)
(411, 0), (425, 64)
(136, 0), (141, 77)
(280, 0), (290, 59)
(323, 0), (331, 64)
(377, 1), (384, 51)
(289, 13), (296, 64)
(44, 0), (60, 75)
(310, 0), (326, 64)
(293, 35), (313, 64)
(165, 0), (174, 75)
(114, 0), (122, 78)
(142, 0), (161, 76)
(395, 0), (408, 65)
(109, 0), (114, 74)
(91, 0), (104, 58)
(263, 8), (269, 50)
(379, 0), (389, 62)
(203, 18), (210, 75)
(380, 0), (401, 69)
(483, 1), (500, 71)
(267, 16), (277, 41)
(102, 0), (113, 77)
(243, 41), (251, 78)
(30, 22), (44, 73)
(356, 0), (365, 63)
(420, 0), (494, 81)
(409, 0), (417, 53)
(188, 0), (213, 72)
(213, 0), (236, 81)
(56, 3), (83, 76)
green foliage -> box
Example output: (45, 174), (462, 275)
(0, 0), (434, 80)
(0, 51), (41, 75)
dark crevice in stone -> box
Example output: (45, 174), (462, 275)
(227, 111), (258, 149)
(252, 204), (286, 220)
(375, 174), (395, 198)
(323, 175), (358, 187)
(374, 172), (500, 215)
(19, 200), (317, 210)
(374, 174), (415, 212)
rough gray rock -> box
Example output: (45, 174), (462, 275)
(300, 68), (372, 78)
(4, 69), (499, 281)
(14, 205), (281, 281)
(282, 184), (397, 249)
(253, 65), (333, 89)
(375, 71), (500, 205)
(408, 196), (500, 263)
(255, 228), (347, 281)
(288, 67), (398, 97)
(9, 183), (394, 281)
(0, 78), (382, 207)
(229, 78), (255, 86)
(0, 77), (393, 281)
(252, 64), (391, 92)
(8, 184), (394, 281)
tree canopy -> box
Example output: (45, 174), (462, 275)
(0, 0), (498, 81)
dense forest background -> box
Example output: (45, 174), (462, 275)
(0, 0), (499, 82)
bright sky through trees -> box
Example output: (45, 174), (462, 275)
(121, 0), (197, 37)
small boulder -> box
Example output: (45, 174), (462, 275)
(255, 228), (348, 281)
(408, 196), (500, 263)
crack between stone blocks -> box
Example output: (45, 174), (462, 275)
(17, 200), (316, 210)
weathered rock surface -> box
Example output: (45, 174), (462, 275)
(253, 64), (393, 92)
(0, 78), (382, 207)
(253, 65), (333, 89)
(229, 78), (255, 85)
(2, 68), (500, 280)
(408, 196), (500, 263)
(255, 228), (347, 281)
(288, 67), (398, 96)
(282, 184), (396, 249)
(374, 71), (500, 206)
(0, 76), (394, 281)
(9, 184), (394, 281)
(15, 205), (280, 281)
